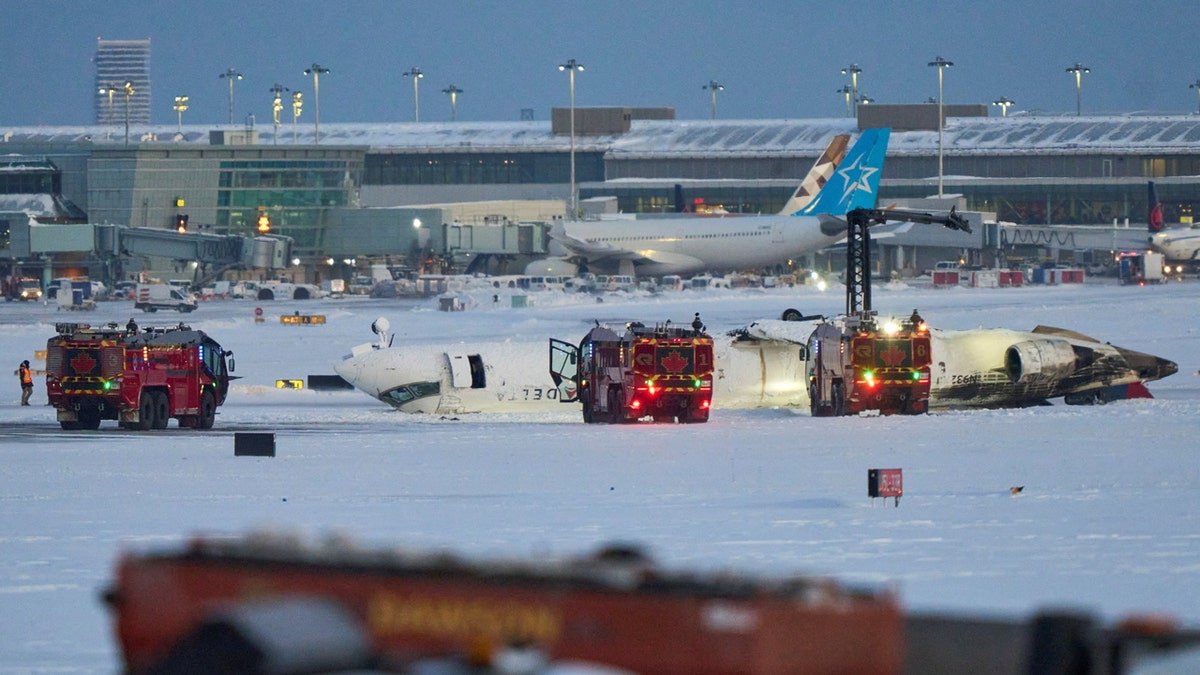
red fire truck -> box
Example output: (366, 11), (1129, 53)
(46, 322), (234, 431)
(805, 314), (932, 416)
(550, 322), (714, 423)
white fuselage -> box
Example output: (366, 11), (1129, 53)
(1150, 227), (1200, 261)
(558, 215), (842, 277)
(334, 316), (1169, 416)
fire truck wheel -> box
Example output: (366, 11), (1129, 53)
(831, 382), (846, 416)
(59, 420), (81, 431)
(136, 392), (157, 431)
(152, 391), (170, 429)
(199, 390), (216, 429)
(608, 388), (624, 424)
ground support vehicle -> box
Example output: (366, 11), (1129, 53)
(104, 536), (902, 675)
(45, 322), (233, 430)
(550, 322), (714, 423)
(805, 207), (969, 416)
(1117, 251), (1165, 285)
(134, 283), (197, 313)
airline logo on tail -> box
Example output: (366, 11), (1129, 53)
(794, 128), (890, 217)
(1148, 181), (1164, 232)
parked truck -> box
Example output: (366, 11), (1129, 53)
(45, 322), (233, 430)
(134, 283), (197, 313)
(550, 321), (714, 423)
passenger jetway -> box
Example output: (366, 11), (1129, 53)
(10, 220), (293, 286)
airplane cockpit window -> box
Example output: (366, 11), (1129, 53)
(380, 381), (441, 407)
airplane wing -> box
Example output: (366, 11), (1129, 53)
(548, 224), (703, 269)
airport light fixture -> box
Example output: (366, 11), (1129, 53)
(1065, 62), (1090, 116)
(442, 85), (463, 121)
(702, 80), (724, 120)
(841, 64), (862, 118)
(859, 95), (874, 105)
(836, 85), (853, 117)
(558, 58), (585, 218)
(304, 63), (330, 143)
(403, 67), (424, 122)
(992, 96), (1015, 117)
(219, 68), (243, 125)
(172, 95), (189, 134)
(928, 55), (953, 197)
(122, 80), (135, 146)
(269, 84), (289, 145)
(99, 84), (118, 138)
(1190, 80), (1200, 114)
(291, 91), (303, 144)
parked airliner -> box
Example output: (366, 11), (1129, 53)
(545, 129), (889, 277)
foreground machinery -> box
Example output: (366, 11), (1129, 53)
(104, 535), (902, 674)
(550, 321), (715, 423)
(46, 322), (234, 430)
(103, 535), (1200, 675)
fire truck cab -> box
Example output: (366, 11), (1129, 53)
(46, 322), (234, 431)
(550, 322), (714, 423)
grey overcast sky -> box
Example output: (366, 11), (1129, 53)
(2, 0), (1198, 127)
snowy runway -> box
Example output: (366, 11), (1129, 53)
(2, 281), (1198, 672)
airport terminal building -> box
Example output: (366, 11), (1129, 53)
(3, 105), (1199, 279)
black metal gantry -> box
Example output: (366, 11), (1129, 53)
(843, 207), (972, 315)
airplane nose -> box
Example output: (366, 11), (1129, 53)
(1116, 346), (1178, 382)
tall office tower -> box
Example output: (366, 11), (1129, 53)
(95, 38), (151, 125)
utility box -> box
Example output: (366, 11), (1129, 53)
(234, 432), (275, 457)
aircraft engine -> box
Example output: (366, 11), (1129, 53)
(1004, 339), (1077, 384)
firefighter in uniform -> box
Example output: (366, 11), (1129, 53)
(18, 360), (33, 406)
(692, 313), (705, 334)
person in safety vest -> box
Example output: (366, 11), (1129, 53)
(18, 360), (33, 406)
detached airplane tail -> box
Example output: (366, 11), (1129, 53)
(1148, 181), (1164, 232)
(778, 133), (850, 215)
(794, 128), (890, 217)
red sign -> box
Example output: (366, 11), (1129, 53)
(868, 468), (903, 499)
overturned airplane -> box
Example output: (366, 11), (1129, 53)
(333, 316), (1177, 416)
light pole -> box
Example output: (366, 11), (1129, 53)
(403, 67), (424, 122)
(442, 84), (463, 121)
(99, 84), (117, 139)
(928, 56), (953, 197)
(1190, 80), (1200, 114)
(992, 96), (1015, 117)
(291, 91), (303, 144)
(219, 68), (243, 125)
(703, 80), (724, 120)
(172, 95), (189, 134)
(837, 85), (853, 117)
(122, 80), (135, 146)
(304, 63), (330, 143)
(1065, 62), (1090, 115)
(841, 64), (862, 118)
(269, 84), (288, 145)
(558, 58), (584, 218)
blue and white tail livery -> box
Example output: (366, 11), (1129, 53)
(793, 128), (890, 217)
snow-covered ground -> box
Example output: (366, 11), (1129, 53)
(2, 280), (1198, 673)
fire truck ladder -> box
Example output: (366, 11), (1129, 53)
(843, 207), (972, 315)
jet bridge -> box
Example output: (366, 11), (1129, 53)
(9, 221), (292, 284)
